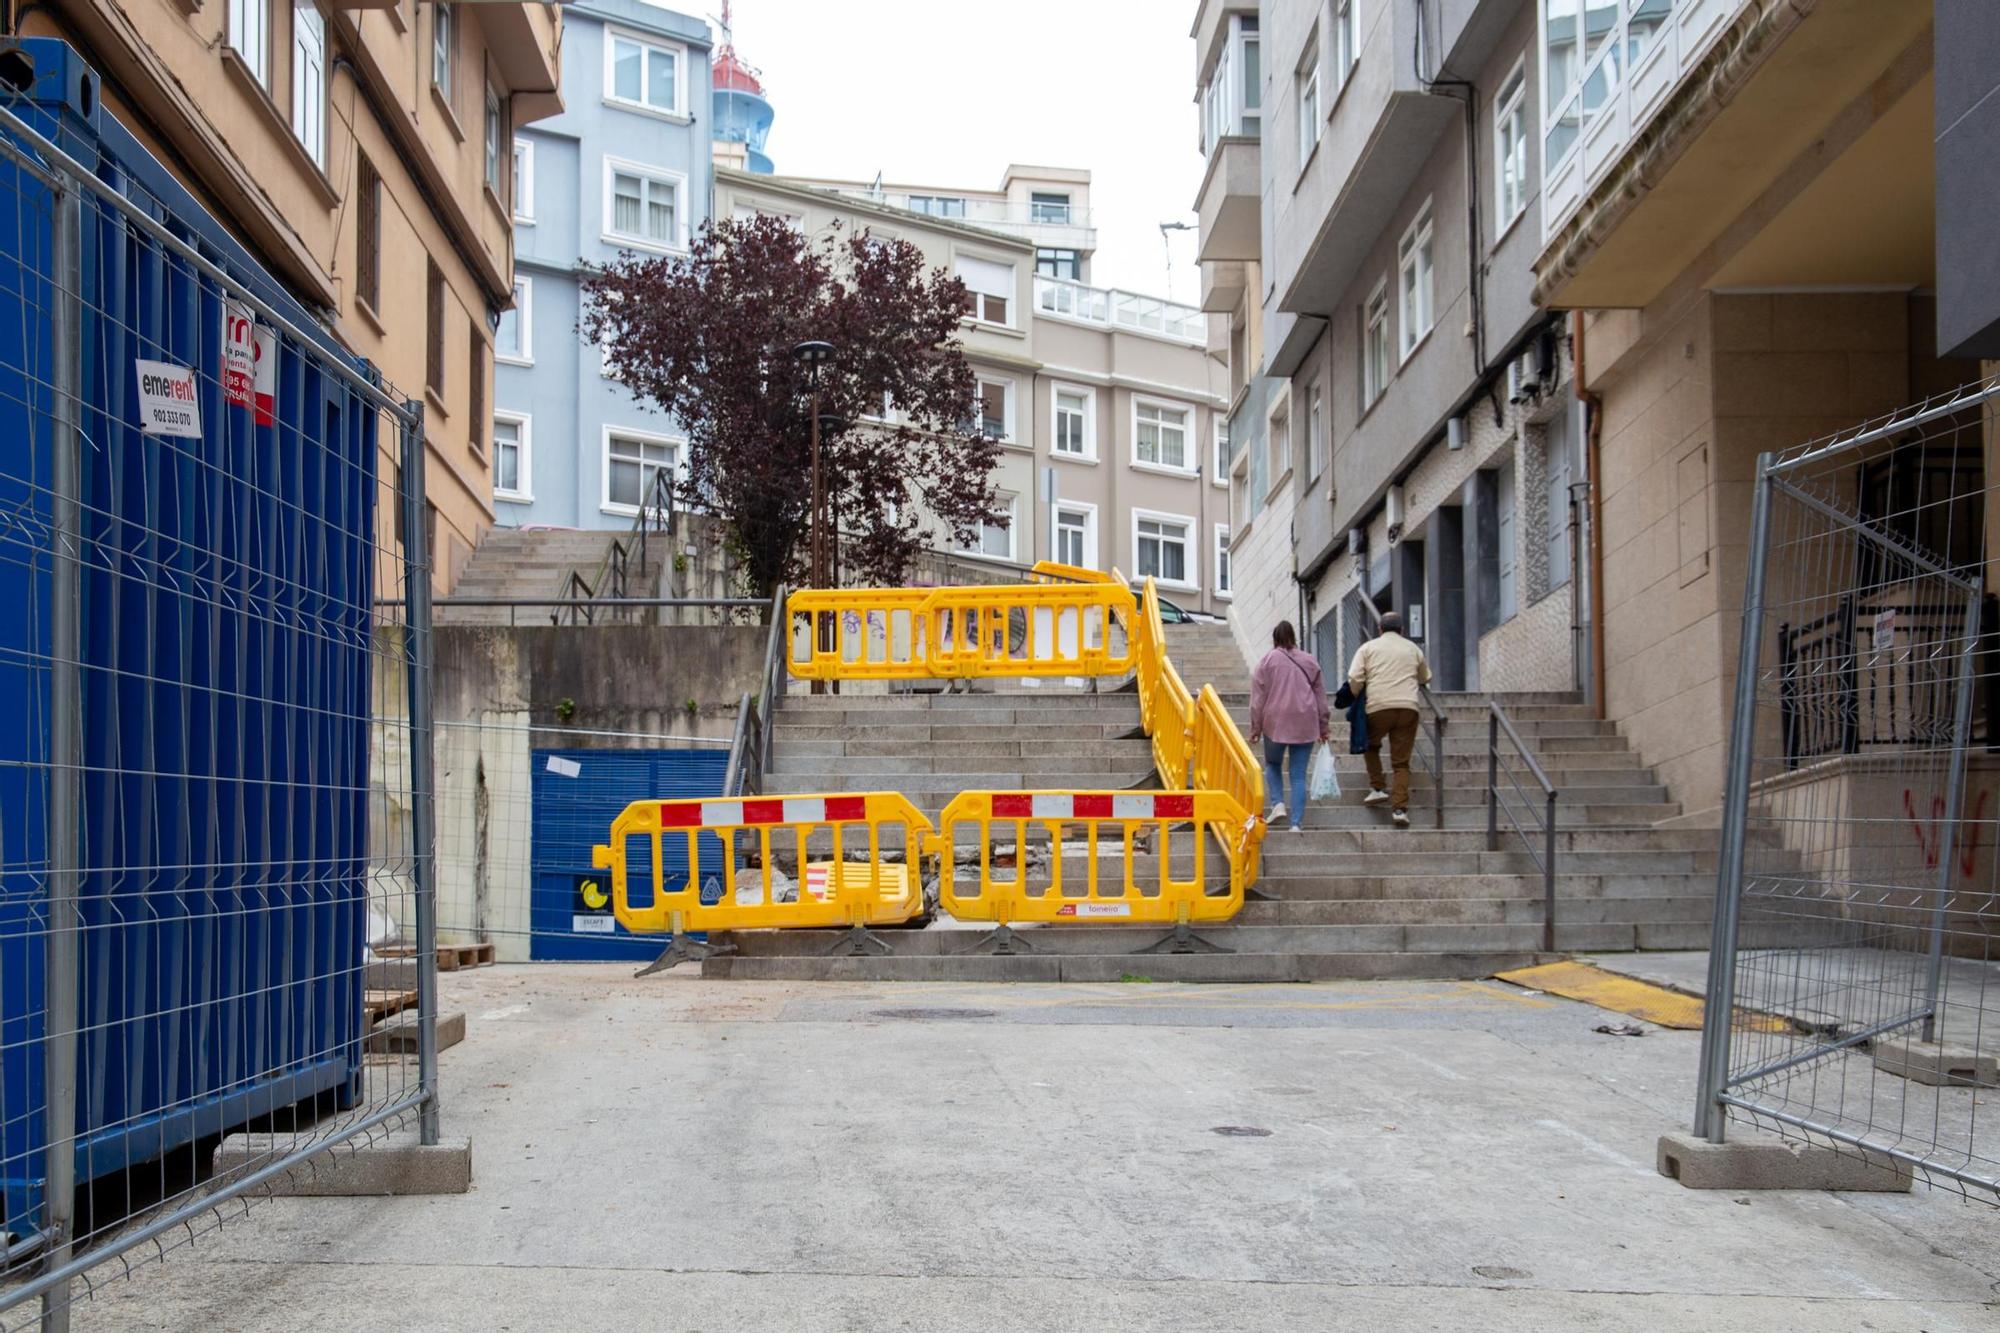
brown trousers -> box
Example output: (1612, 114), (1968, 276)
(1363, 708), (1421, 812)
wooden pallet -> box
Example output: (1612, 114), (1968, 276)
(363, 988), (418, 1025)
(378, 941), (496, 971)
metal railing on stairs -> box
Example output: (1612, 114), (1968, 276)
(554, 469), (676, 625)
(1355, 599), (1448, 830)
(1485, 701), (1560, 952)
(723, 585), (790, 797)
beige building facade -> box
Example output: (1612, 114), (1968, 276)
(716, 165), (1235, 616)
(10, 0), (562, 590)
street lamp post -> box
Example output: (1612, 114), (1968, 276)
(791, 340), (835, 694)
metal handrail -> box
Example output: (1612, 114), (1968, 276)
(723, 584), (790, 796)
(555, 470), (676, 626)
(1485, 701), (1560, 953)
(1354, 599), (1448, 830)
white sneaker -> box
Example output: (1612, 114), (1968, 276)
(1363, 789), (1390, 807)
(1289, 824), (1305, 835)
(1391, 810), (1410, 827)
(1268, 802), (1288, 824)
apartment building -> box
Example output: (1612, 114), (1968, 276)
(1196, 0), (1583, 693)
(718, 166), (1235, 615)
(8, 0), (562, 590)
(493, 0), (712, 531)
(1528, 0), (1979, 811)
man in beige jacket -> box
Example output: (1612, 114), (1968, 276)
(1346, 612), (1432, 827)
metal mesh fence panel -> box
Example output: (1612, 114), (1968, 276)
(0, 96), (437, 1327)
(1697, 376), (2000, 1200)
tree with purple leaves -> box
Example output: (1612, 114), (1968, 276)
(581, 215), (1006, 607)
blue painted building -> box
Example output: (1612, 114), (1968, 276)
(494, 0), (712, 530)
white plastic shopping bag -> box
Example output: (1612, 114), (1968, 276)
(1308, 741), (1342, 802)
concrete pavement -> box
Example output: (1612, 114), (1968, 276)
(77, 967), (2000, 1332)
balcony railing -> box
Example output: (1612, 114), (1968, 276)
(1033, 276), (1206, 345)
(831, 188), (1095, 236)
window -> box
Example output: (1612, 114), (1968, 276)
(909, 195), (967, 218)
(1134, 513), (1194, 587)
(467, 321), (485, 456)
(1307, 381), (1326, 483)
(512, 139), (535, 222)
(1055, 504), (1097, 568)
(1134, 399), (1192, 471)
(1546, 416), (1575, 591)
(1297, 38), (1322, 166)
(959, 493), (1016, 561)
(1362, 279), (1389, 405)
(1215, 526), (1232, 598)
(431, 2), (453, 103)
(1333, 0), (1356, 85)
(967, 377), (1015, 442)
(493, 413), (530, 501)
(1497, 462), (1518, 621)
(1052, 384), (1093, 458)
(1495, 60), (1528, 229)
(1543, 0), (1643, 173)
(1213, 418), (1231, 485)
(1232, 457), (1253, 528)
(1266, 402), (1289, 495)
(496, 277), (531, 365)
(605, 160), (684, 250)
(605, 429), (679, 512)
(229, 0), (269, 85)
(1200, 13), (1260, 152)
(955, 254), (1013, 326)
(426, 259), (445, 395)
(1030, 192), (1071, 224)
(356, 154), (381, 312)
(1398, 202), (1435, 358)
(484, 84), (504, 195)
(607, 30), (684, 115)
(292, 3), (327, 169)
(1035, 248), (1082, 280)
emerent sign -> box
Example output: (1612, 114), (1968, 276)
(135, 360), (202, 438)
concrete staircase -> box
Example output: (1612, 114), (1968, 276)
(438, 528), (659, 625)
(696, 627), (1725, 980)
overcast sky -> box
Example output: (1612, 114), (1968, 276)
(717, 0), (1206, 301)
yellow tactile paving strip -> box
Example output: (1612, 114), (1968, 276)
(1494, 960), (1789, 1032)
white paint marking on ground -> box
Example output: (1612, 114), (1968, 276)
(1533, 1118), (1651, 1175)
(479, 1004), (530, 1021)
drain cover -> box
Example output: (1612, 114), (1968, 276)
(870, 1008), (998, 1022)
(1210, 1125), (1273, 1138)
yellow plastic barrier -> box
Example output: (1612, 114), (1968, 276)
(1192, 685), (1267, 883)
(785, 581), (1137, 681)
(935, 789), (1250, 927)
(591, 791), (932, 935)
(1027, 560), (1118, 585)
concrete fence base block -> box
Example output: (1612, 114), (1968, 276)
(365, 1011), (467, 1055)
(1871, 1037), (1998, 1088)
(1656, 1131), (1912, 1192)
(214, 1130), (472, 1196)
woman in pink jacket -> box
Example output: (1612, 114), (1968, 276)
(1248, 621), (1331, 833)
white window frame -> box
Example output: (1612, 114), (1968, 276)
(492, 410), (532, 502)
(969, 375), (1018, 445)
(1214, 524), (1233, 599)
(603, 27), (689, 119)
(957, 491), (1018, 564)
(601, 425), (683, 517)
(431, 2), (453, 102)
(1398, 200), (1435, 360)
(1053, 500), (1099, 569)
(1131, 508), (1198, 592)
(229, 0), (270, 86)
(954, 251), (1016, 329)
(1200, 13), (1261, 153)
(1212, 417), (1231, 486)
(1333, 0), (1356, 87)
(512, 138), (535, 223)
(483, 83), (504, 195)
(1050, 382), (1097, 461)
(1231, 455), (1253, 529)
(1265, 397), (1290, 495)
(603, 157), (688, 253)
(1495, 57), (1529, 234)
(1306, 380), (1326, 483)
(1132, 396), (1197, 475)
(291, 2), (326, 170)
(1362, 277), (1390, 406)
(495, 277), (533, 366)
(1297, 37), (1322, 168)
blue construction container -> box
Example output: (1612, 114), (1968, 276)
(0, 40), (379, 1243)
(529, 747), (730, 962)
